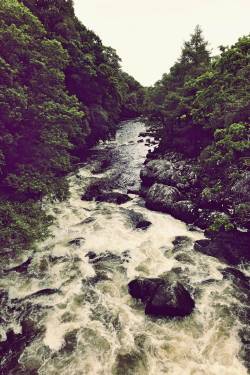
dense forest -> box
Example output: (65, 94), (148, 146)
(144, 26), (250, 232)
(0, 0), (144, 253)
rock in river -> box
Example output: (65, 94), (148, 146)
(145, 183), (181, 214)
(95, 192), (131, 204)
(194, 230), (250, 265)
(128, 277), (195, 318)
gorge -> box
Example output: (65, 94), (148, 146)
(0, 120), (249, 374)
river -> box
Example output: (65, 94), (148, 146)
(0, 120), (248, 374)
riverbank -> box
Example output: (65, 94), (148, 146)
(139, 125), (250, 265)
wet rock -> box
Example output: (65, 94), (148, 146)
(24, 288), (60, 300)
(91, 157), (111, 174)
(81, 217), (95, 224)
(145, 183), (181, 214)
(4, 257), (32, 274)
(85, 251), (97, 260)
(128, 277), (195, 318)
(174, 253), (195, 265)
(96, 192), (131, 205)
(0, 319), (42, 374)
(194, 230), (250, 265)
(60, 329), (78, 354)
(187, 224), (203, 232)
(172, 200), (198, 223)
(172, 236), (193, 252)
(68, 237), (85, 247)
(88, 251), (126, 276)
(81, 178), (111, 201)
(220, 267), (250, 291)
(135, 220), (152, 230)
(127, 188), (140, 195)
(140, 159), (196, 189)
(140, 160), (175, 187)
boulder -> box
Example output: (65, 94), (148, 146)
(145, 183), (181, 214)
(231, 172), (250, 202)
(194, 230), (250, 265)
(127, 188), (140, 195)
(4, 257), (32, 274)
(220, 267), (250, 291)
(81, 178), (107, 201)
(172, 200), (197, 223)
(140, 160), (175, 187)
(140, 159), (197, 189)
(95, 192), (131, 204)
(135, 220), (152, 230)
(128, 277), (195, 318)
(68, 237), (85, 247)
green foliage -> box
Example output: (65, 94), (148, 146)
(145, 26), (211, 156)
(234, 203), (250, 229)
(208, 213), (234, 233)
(21, 0), (144, 142)
(0, 199), (53, 252)
(145, 28), (250, 229)
(0, 0), (142, 253)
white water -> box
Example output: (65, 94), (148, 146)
(0, 120), (248, 374)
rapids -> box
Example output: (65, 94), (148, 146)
(0, 120), (249, 375)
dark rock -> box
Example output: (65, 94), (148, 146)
(90, 252), (121, 265)
(128, 278), (164, 303)
(172, 200), (198, 223)
(127, 188), (140, 195)
(174, 253), (195, 264)
(68, 238), (84, 248)
(122, 209), (149, 229)
(91, 158), (111, 174)
(128, 277), (195, 318)
(60, 329), (78, 354)
(4, 257), (32, 274)
(24, 288), (60, 300)
(81, 179), (105, 201)
(140, 160), (175, 187)
(140, 158), (197, 189)
(68, 237), (85, 247)
(85, 251), (97, 260)
(220, 267), (250, 291)
(172, 236), (193, 252)
(81, 217), (95, 224)
(96, 192), (131, 205)
(137, 139), (144, 143)
(145, 183), (181, 214)
(194, 231), (250, 265)
(135, 220), (152, 230)
(0, 319), (42, 374)
(187, 224), (203, 232)
(145, 282), (195, 317)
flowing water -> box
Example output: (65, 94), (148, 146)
(0, 120), (249, 375)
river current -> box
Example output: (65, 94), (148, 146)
(0, 120), (248, 374)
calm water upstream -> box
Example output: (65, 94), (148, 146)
(0, 120), (249, 374)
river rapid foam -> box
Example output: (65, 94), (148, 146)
(0, 120), (248, 375)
